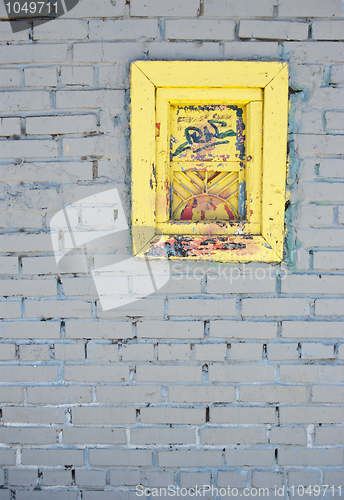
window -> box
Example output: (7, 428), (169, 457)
(131, 61), (288, 262)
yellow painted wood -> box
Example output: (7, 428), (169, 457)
(135, 61), (286, 89)
(246, 100), (263, 231)
(157, 87), (263, 103)
(156, 99), (170, 224)
(262, 65), (288, 260)
(171, 162), (241, 172)
(156, 221), (261, 236)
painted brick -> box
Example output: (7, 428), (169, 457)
(25, 299), (92, 319)
(137, 321), (204, 339)
(0, 386), (22, 403)
(312, 385), (344, 403)
(226, 449), (275, 467)
(158, 343), (190, 361)
(323, 470), (344, 487)
(72, 406), (136, 425)
(97, 64), (127, 89)
(169, 385), (235, 403)
(211, 407), (275, 424)
(21, 449), (84, 466)
(122, 343), (154, 361)
(27, 385), (92, 404)
(252, 471), (284, 488)
(8, 470), (38, 486)
(0, 365), (58, 383)
(0, 139), (57, 159)
(64, 427), (126, 445)
(169, 299), (237, 317)
(75, 470), (107, 487)
(131, 428), (195, 445)
(20, 344), (51, 361)
(239, 20), (308, 40)
(194, 343), (227, 361)
(230, 343), (263, 361)
(109, 470), (140, 486)
(136, 365), (202, 383)
(224, 41), (279, 59)
(331, 65), (344, 84)
(98, 299), (164, 319)
(158, 451), (222, 468)
(339, 206), (344, 223)
(0, 343), (16, 360)
(0, 20), (29, 41)
(96, 385), (161, 404)
(315, 299), (344, 316)
(165, 19), (235, 41)
(242, 298), (310, 317)
(0, 44), (68, 64)
(0, 321), (60, 339)
(3, 407), (65, 424)
(326, 110), (344, 131)
(0, 117), (21, 136)
(0, 69), (21, 87)
(339, 344), (344, 360)
(0, 232), (52, 253)
(315, 426), (344, 445)
(280, 406), (344, 424)
(130, 0), (200, 17)
(270, 427), (307, 445)
(239, 385), (306, 403)
(180, 472), (211, 488)
(0, 448), (16, 465)
(64, 365), (129, 383)
(140, 407), (205, 424)
(302, 181), (344, 202)
(64, 0), (126, 17)
(284, 42), (344, 63)
(217, 471), (248, 488)
(87, 343), (118, 362)
(62, 135), (121, 158)
(60, 66), (94, 86)
(89, 19), (159, 40)
(26, 114), (97, 135)
(65, 321), (132, 340)
(209, 365), (274, 383)
(279, 0), (343, 17)
(33, 19), (88, 40)
(147, 41), (222, 60)
(210, 321), (277, 339)
(0, 257), (18, 275)
(288, 471), (321, 487)
(268, 343), (299, 361)
(202, 427), (266, 445)
(278, 447), (343, 466)
(55, 343), (85, 361)
(282, 321), (344, 338)
(24, 67), (57, 87)
(298, 204), (334, 225)
(302, 342), (334, 359)
(296, 135), (344, 157)
(56, 90), (124, 109)
(203, 0), (275, 17)
(16, 493), (77, 500)
(89, 449), (152, 467)
(2, 162), (93, 184)
(43, 470), (72, 486)
(141, 471), (175, 487)
(313, 21), (344, 40)
(0, 279), (57, 297)
(279, 365), (344, 383)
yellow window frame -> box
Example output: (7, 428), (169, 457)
(131, 61), (288, 263)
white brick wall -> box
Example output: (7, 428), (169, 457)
(0, 0), (343, 495)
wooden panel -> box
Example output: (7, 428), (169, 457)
(157, 87), (263, 102)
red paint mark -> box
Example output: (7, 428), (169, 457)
(180, 199), (197, 220)
(224, 205), (235, 220)
(201, 210), (205, 220)
(156, 123), (161, 137)
(250, 210), (253, 216)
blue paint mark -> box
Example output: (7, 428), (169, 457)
(239, 181), (246, 219)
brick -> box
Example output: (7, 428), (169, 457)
(180, 472), (211, 488)
(339, 344), (344, 359)
(34, 19), (87, 40)
(0, 427), (56, 444)
(315, 299), (344, 316)
(97, 385), (161, 403)
(0, 343), (16, 360)
(339, 207), (344, 223)
(8, 469), (38, 486)
(331, 65), (344, 84)
(0, 491), (11, 500)
(297, 135), (344, 157)
(54, 342), (85, 361)
(302, 342), (334, 359)
(0, 386), (22, 403)
(268, 343), (299, 361)
(0, 365), (58, 383)
(314, 20), (344, 40)
(87, 343), (118, 362)
(130, 0), (200, 17)
(169, 385), (235, 403)
(97, 64), (127, 89)
(158, 450), (222, 468)
(157, 268), (203, 294)
(131, 428), (195, 445)
(0, 279), (57, 298)
(281, 406), (344, 424)
(224, 41), (279, 59)
(242, 298), (310, 317)
(0, 321), (60, 339)
(217, 471), (248, 488)
(239, 385), (306, 403)
(64, 365), (129, 383)
(64, 0), (126, 17)
(326, 110), (344, 131)
(226, 449), (275, 467)
(323, 470), (344, 487)
(122, 343), (154, 361)
(0, 257), (18, 274)
(20, 344), (51, 361)
(56, 89), (124, 109)
(0, 44), (68, 64)
(137, 321), (204, 339)
(64, 427), (126, 444)
(211, 407), (275, 424)
(315, 426), (344, 445)
(166, 19), (235, 41)
(99, 299), (164, 319)
(308, 88), (344, 110)
(298, 204), (334, 225)
(278, 447), (342, 466)
(209, 365), (274, 383)
(62, 135), (121, 158)
(27, 385), (92, 404)
(252, 471), (284, 488)
(0, 232), (53, 253)
(3, 407), (65, 424)
(0, 448), (16, 465)
(302, 182), (344, 202)
(137, 365), (202, 383)
(202, 427), (266, 445)
(140, 407), (205, 424)
(288, 470), (321, 487)
(24, 67), (57, 87)
(75, 470), (107, 487)
(158, 343), (190, 361)
(72, 406), (136, 425)
(65, 321), (132, 339)
(60, 66), (94, 86)
(0, 117), (21, 136)
(26, 114), (97, 135)
(43, 470), (72, 486)
(239, 20), (308, 40)
(312, 385), (344, 403)
(90, 449), (152, 466)
(2, 162), (93, 184)
(0, 20), (30, 40)
(203, 0), (274, 17)
(0, 139), (57, 159)
(147, 41), (222, 60)
(16, 493), (77, 500)
(280, 365), (344, 383)
(230, 343), (263, 361)
(21, 449), (84, 466)
(169, 299), (236, 318)
(210, 321), (277, 339)
(25, 299), (92, 319)
(0, 69), (21, 87)
(284, 42), (344, 64)
(279, 0), (343, 17)
(110, 470), (140, 486)
(89, 19), (159, 40)
(271, 426), (307, 446)
(194, 343), (227, 361)
(282, 321), (344, 339)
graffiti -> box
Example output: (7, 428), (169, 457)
(172, 119), (236, 158)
